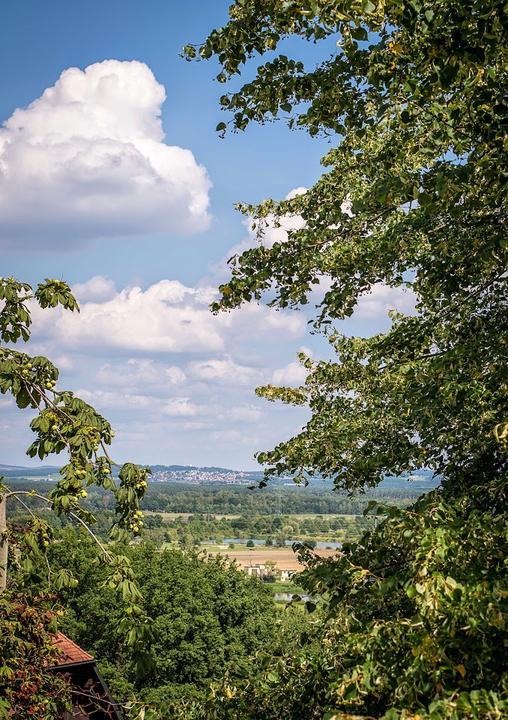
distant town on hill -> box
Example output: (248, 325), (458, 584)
(0, 462), (439, 490)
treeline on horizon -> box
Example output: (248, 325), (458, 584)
(6, 477), (430, 516)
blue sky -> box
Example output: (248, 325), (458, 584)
(0, 1), (413, 468)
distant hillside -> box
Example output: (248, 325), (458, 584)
(150, 464), (246, 474)
(1, 463), (440, 489)
(0, 464), (61, 478)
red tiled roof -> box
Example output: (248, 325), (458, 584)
(50, 632), (94, 666)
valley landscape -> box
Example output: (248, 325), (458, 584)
(1, 2), (505, 719)
(5, 464), (438, 592)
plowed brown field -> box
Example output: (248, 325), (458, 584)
(212, 547), (338, 571)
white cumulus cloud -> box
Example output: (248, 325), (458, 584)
(354, 283), (416, 319)
(272, 360), (308, 386)
(0, 60), (211, 249)
(73, 276), (117, 302)
(97, 358), (185, 391)
(187, 356), (262, 386)
(162, 398), (199, 417)
(77, 389), (153, 410)
(272, 346), (312, 386)
(31, 278), (305, 354)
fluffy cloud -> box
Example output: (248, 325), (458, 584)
(272, 360), (308, 386)
(272, 346), (312, 386)
(0, 267), (313, 466)
(73, 276), (117, 303)
(187, 356), (262, 386)
(75, 375), (265, 429)
(162, 398), (199, 417)
(354, 283), (416, 319)
(31, 277), (306, 353)
(0, 60), (211, 249)
(77, 389), (154, 410)
(97, 358), (185, 391)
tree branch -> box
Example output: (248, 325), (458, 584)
(5, 490), (113, 563)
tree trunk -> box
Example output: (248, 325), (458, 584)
(0, 493), (7, 592)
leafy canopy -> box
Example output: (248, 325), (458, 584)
(184, 0), (507, 492)
(45, 529), (301, 720)
(183, 1), (508, 718)
(187, 481), (507, 720)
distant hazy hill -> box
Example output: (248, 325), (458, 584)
(150, 464), (248, 474)
(0, 464), (61, 477)
(1, 463), (439, 488)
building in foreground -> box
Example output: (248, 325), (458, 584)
(49, 633), (123, 720)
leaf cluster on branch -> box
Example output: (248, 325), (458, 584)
(0, 277), (155, 716)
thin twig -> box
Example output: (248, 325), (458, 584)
(5, 490), (113, 562)
(10, 493), (53, 585)
(10, 493), (38, 521)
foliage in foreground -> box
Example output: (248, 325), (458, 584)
(44, 531), (304, 719)
(181, 0), (508, 717)
(0, 593), (70, 720)
(185, 0), (507, 491)
(0, 279), (152, 710)
(181, 479), (506, 719)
